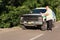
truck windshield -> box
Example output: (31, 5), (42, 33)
(32, 9), (46, 13)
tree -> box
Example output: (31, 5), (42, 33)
(0, 0), (60, 28)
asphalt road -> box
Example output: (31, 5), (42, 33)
(0, 22), (60, 40)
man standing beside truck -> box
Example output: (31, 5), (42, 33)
(44, 6), (54, 31)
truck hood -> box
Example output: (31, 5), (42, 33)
(23, 14), (42, 16)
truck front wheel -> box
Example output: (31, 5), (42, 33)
(41, 22), (47, 31)
(21, 25), (27, 30)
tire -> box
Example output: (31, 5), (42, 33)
(21, 26), (27, 30)
(41, 21), (47, 31)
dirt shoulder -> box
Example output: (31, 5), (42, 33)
(0, 21), (60, 33)
(0, 26), (22, 33)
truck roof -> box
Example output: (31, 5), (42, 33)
(35, 7), (46, 9)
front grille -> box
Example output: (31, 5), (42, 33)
(23, 17), (38, 21)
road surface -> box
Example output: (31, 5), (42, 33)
(0, 22), (60, 40)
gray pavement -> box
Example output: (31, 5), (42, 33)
(35, 22), (60, 40)
(0, 22), (60, 40)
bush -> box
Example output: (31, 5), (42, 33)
(55, 7), (60, 21)
(0, 0), (60, 28)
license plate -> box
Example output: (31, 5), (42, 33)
(28, 22), (32, 24)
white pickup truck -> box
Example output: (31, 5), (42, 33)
(20, 7), (56, 31)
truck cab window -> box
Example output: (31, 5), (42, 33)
(32, 9), (47, 13)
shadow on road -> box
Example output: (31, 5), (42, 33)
(25, 26), (41, 30)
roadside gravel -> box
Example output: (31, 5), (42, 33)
(0, 27), (22, 33)
(0, 21), (60, 34)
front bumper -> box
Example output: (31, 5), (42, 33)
(20, 21), (43, 26)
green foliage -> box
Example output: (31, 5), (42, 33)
(55, 6), (60, 21)
(0, 0), (60, 28)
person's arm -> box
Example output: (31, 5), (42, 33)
(44, 12), (49, 16)
(45, 13), (49, 16)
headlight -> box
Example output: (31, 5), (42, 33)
(28, 21), (34, 24)
(31, 21), (34, 23)
(24, 21), (27, 23)
(35, 22), (43, 24)
(20, 17), (23, 20)
(35, 22), (39, 23)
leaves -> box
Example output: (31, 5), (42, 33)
(0, 0), (60, 28)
